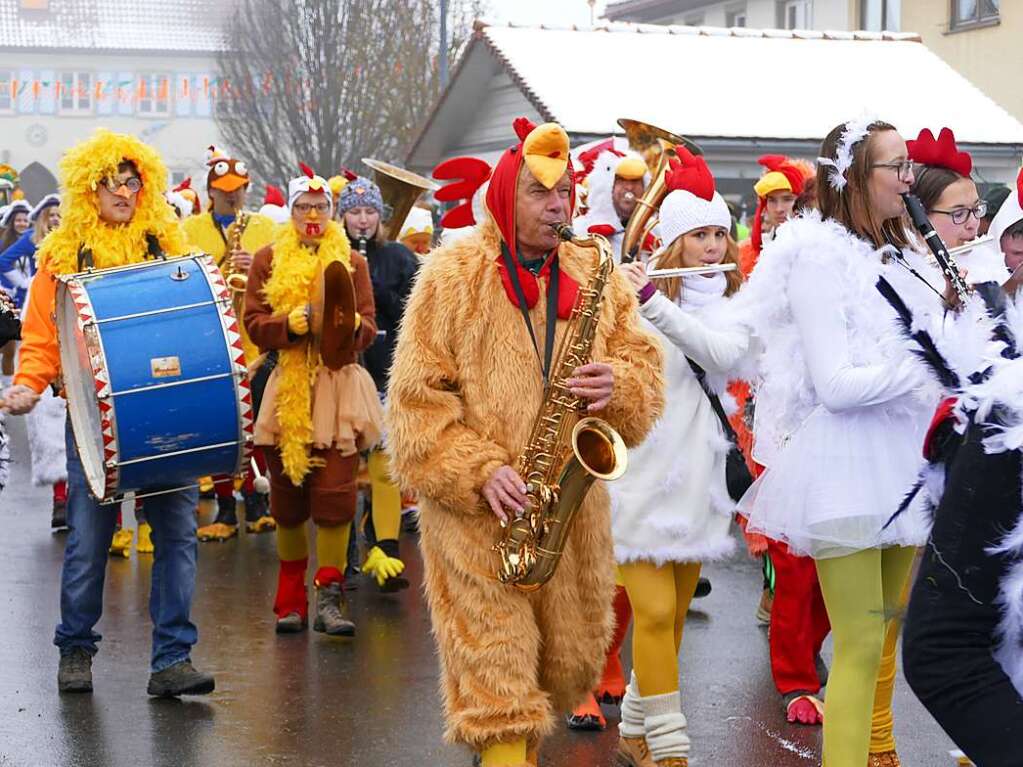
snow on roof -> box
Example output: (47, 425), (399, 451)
(479, 22), (1023, 145)
(0, 0), (227, 53)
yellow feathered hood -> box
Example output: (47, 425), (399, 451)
(38, 129), (190, 275)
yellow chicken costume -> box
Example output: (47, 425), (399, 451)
(386, 119), (664, 766)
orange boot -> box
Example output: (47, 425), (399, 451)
(597, 585), (632, 704)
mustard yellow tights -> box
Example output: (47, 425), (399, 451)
(620, 560), (703, 697)
(368, 449), (402, 541)
(276, 521), (351, 575)
(480, 739), (527, 767)
(815, 546), (916, 767)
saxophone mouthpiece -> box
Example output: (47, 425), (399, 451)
(551, 222), (574, 242)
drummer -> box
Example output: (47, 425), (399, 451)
(1, 129), (215, 698)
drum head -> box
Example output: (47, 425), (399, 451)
(56, 281), (108, 500)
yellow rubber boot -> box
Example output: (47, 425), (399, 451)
(109, 528), (133, 558)
(136, 522), (154, 554)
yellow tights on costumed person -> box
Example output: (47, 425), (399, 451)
(617, 560), (701, 765)
(480, 739), (527, 767)
(815, 545), (917, 767)
(363, 449), (407, 590)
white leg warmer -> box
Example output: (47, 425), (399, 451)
(618, 671), (646, 739)
(643, 690), (690, 761)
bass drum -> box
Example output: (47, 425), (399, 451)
(56, 255), (252, 502)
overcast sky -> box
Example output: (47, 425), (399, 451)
(484, 0), (609, 26)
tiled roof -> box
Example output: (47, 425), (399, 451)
(0, 0), (227, 52)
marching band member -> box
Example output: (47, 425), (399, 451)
(184, 146), (277, 541)
(0, 290), (17, 497)
(901, 165), (1023, 767)
(397, 206), (434, 255)
(0, 200), (31, 382)
(614, 147), (748, 767)
(908, 128), (984, 251)
(337, 177), (418, 591)
(738, 155), (812, 275)
(1, 129), (214, 697)
(573, 143), (648, 260)
(245, 166), (383, 635)
(172, 177), (202, 216)
(737, 119), (945, 767)
(386, 117), (663, 767)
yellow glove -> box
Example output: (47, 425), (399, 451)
(363, 545), (405, 588)
(287, 306), (309, 336)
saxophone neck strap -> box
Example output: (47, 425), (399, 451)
(500, 241), (559, 385)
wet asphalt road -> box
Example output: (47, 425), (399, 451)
(0, 416), (958, 767)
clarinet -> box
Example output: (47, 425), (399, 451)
(901, 192), (970, 305)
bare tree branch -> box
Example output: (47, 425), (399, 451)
(215, 0), (484, 190)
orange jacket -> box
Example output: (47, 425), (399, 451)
(13, 267), (60, 394)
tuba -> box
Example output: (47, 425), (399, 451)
(493, 224), (628, 591)
(361, 158), (438, 240)
(618, 118), (702, 263)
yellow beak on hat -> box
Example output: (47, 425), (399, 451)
(615, 157), (647, 181)
(523, 123), (571, 189)
(754, 171), (793, 198)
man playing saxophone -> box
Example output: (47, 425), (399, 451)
(386, 118), (664, 767)
(183, 146), (277, 539)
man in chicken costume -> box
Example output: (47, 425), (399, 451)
(184, 146), (277, 540)
(245, 165), (383, 636)
(572, 141), (648, 261)
(387, 118), (664, 767)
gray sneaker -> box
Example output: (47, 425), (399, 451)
(313, 583), (355, 636)
(146, 660), (215, 697)
(58, 648), (93, 693)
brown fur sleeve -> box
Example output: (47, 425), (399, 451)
(385, 259), (509, 513)
(596, 270), (665, 447)
(350, 252), (377, 354)
(243, 245), (301, 351)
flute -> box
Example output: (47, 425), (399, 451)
(646, 262), (738, 280)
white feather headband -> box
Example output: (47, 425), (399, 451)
(817, 116), (879, 191)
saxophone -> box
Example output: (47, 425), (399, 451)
(225, 210), (250, 294)
(493, 223), (628, 592)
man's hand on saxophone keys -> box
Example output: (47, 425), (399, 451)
(231, 249), (254, 274)
(566, 362), (614, 412)
(483, 465), (529, 523)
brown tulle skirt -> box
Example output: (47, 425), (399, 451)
(254, 362), (384, 455)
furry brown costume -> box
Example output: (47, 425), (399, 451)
(386, 212), (664, 750)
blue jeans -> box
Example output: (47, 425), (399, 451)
(54, 422), (200, 672)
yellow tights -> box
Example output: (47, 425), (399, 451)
(815, 546), (916, 767)
(276, 521), (351, 575)
(620, 560), (702, 696)
(368, 449), (402, 541)
(480, 739), (526, 767)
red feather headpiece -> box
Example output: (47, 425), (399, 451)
(263, 184), (286, 207)
(757, 155), (807, 196)
(173, 177), (192, 193)
(664, 146), (715, 202)
(299, 162), (316, 179)
(907, 128), (972, 177)
(433, 156), (492, 229)
(1016, 166), (1023, 209)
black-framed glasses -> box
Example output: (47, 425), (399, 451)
(100, 176), (142, 195)
(870, 160), (915, 181)
(930, 201), (988, 225)
(293, 202), (330, 214)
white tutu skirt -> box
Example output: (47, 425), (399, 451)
(739, 405), (931, 559)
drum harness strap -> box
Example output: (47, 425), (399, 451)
(76, 234), (165, 272)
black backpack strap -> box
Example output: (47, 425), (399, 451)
(145, 233), (166, 260)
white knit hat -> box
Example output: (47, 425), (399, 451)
(288, 163), (333, 213)
(659, 188), (731, 249)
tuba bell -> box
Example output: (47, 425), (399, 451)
(361, 158), (438, 241)
(617, 118), (702, 263)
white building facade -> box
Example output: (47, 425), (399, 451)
(0, 0), (229, 202)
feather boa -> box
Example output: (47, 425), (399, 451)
(262, 221), (352, 485)
(37, 129), (189, 275)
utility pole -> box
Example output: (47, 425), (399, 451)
(440, 0), (449, 88)
(588, 0), (596, 25)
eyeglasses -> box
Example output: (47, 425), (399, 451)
(870, 160), (916, 181)
(930, 201), (988, 225)
(293, 202), (330, 214)
(100, 176), (143, 195)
